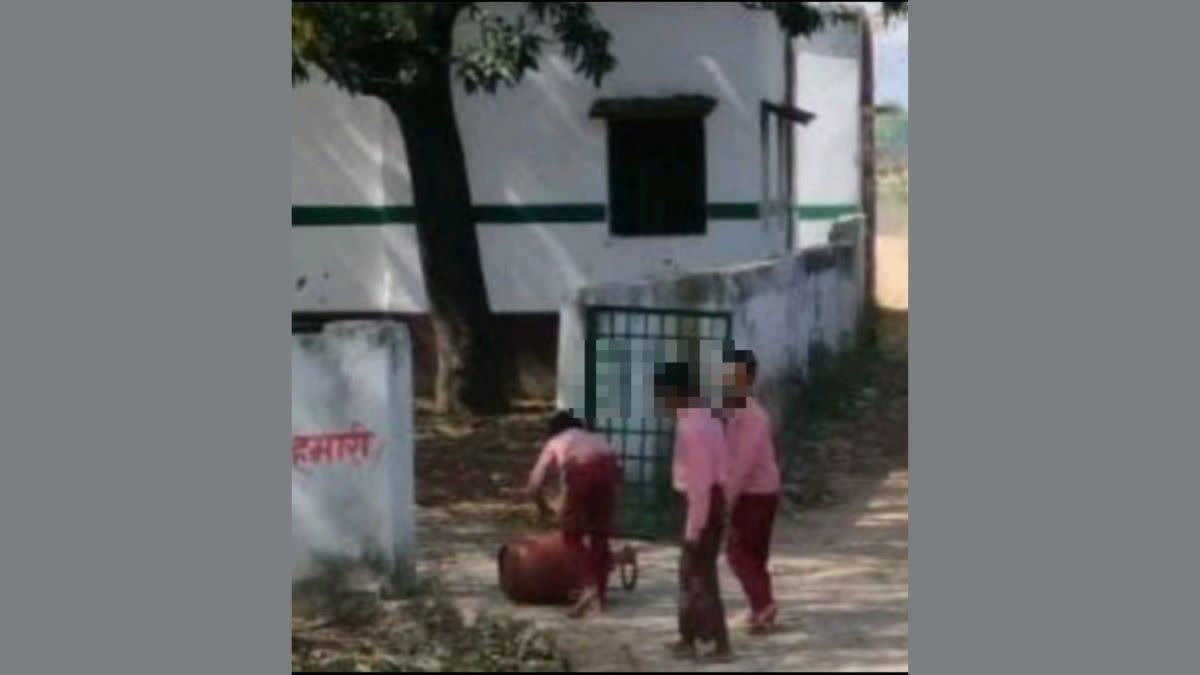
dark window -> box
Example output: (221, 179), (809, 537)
(607, 117), (707, 237)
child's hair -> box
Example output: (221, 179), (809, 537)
(654, 361), (696, 399)
(547, 410), (584, 437)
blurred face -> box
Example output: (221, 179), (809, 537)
(656, 386), (685, 414)
(723, 361), (753, 408)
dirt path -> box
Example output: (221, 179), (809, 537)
(416, 463), (907, 673)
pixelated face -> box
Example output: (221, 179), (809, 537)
(722, 360), (753, 408)
(735, 360), (755, 389)
(657, 388), (687, 414)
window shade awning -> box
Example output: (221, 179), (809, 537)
(761, 101), (816, 125)
(588, 95), (718, 120)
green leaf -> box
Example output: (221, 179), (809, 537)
(293, 1), (876, 99)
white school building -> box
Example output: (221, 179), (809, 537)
(292, 2), (872, 396)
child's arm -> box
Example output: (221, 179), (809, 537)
(532, 489), (554, 520)
(680, 423), (713, 543)
(685, 476), (712, 544)
(671, 413), (687, 492)
(524, 437), (562, 506)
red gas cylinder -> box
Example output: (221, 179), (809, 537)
(497, 532), (582, 605)
(497, 533), (638, 605)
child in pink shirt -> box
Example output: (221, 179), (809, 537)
(525, 411), (620, 617)
(722, 348), (781, 632)
(658, 362), (733, 662)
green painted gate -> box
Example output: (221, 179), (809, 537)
(583, 305), (733, 540)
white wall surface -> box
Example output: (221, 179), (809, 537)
(793, 23), (862, 209)
(797, 216), (858, 250)
(292, 3), (863, 313)
(292, 79), (389, 206)
(448, 1), (783, 204)
(293, 221), (784, 313)
(292, 322), (415, 591)
(791, 22), (863, 250)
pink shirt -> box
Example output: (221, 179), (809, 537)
(671, 407), (730, 543)
(527, 428), (615, 491)
(724, 397), (781, 499)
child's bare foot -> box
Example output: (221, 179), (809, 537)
(749, 603), (778, 634)
(666, 639), (697, 660)
(567, 588), (599, 618)
(614, 545), (636, 565)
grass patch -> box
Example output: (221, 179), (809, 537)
(292, 576), (571, 672)
(778, 321), (888, 506)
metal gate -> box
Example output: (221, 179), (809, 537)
(583, 305), (733, 540)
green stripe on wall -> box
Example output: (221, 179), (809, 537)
(292, 203), (859, 226)
(473, 204), (605, 223)
(292, 204), (603, 226)
(292, 206), (416, 225)
(794, 204), (862, 220)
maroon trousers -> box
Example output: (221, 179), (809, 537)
(678, 486), (730, 645)
(726, 492), (779, 614)
(560, 453), (619, 606)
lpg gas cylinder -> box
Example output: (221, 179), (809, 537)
(497, 531), (582, 604)
(497, 532), (638, 605)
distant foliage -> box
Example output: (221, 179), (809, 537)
(875, 108), (908, 173)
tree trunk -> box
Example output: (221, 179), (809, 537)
(858, 17), (879, 350)
(385, 53), (509, 415)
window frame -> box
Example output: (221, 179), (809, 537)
(590, 96), (718, 239)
